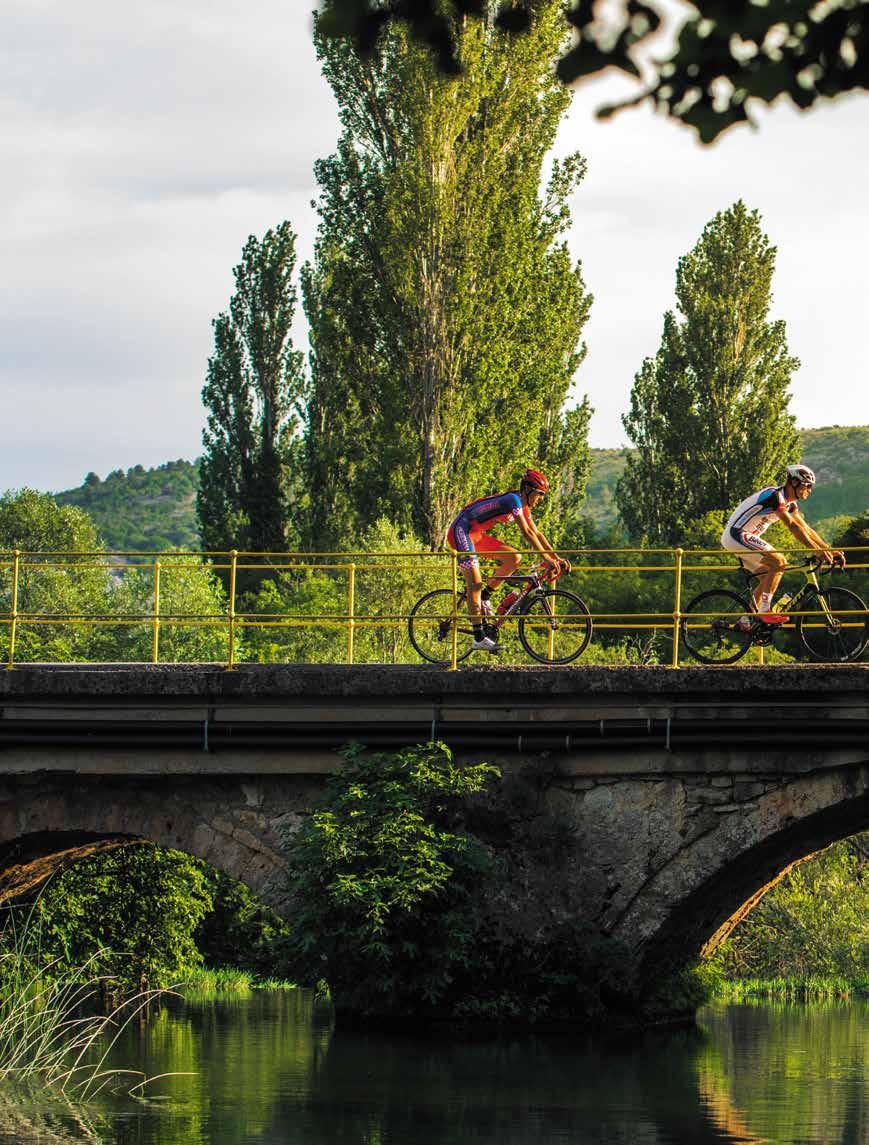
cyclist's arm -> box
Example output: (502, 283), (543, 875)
(784, 510), (843, 564)
(516, 514), (560, 566)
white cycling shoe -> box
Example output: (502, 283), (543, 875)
(472, 635), (502, 653)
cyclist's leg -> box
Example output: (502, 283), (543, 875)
(722, 530), (785, 611)
(449, 524), (483, 623)
(752, 551), (787, 610)
(474, 533), (521, 588)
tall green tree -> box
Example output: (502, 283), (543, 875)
(303, 2), (593, 548)
(197, 223), (306, 555)
(616, 201), (801, 544)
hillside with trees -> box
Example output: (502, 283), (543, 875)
(48, 426), (868, 553)
(55, 460), (200, 551)
(586, 425), (869, 535)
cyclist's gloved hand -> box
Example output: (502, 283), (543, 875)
(832, 551), (847, 569)
(558, 557), (572, 575)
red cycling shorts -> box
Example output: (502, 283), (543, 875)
(447, 524), (515, 571)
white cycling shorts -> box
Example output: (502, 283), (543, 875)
(720, 528), (774, 572)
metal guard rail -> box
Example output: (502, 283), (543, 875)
(1, 546), (867, 670)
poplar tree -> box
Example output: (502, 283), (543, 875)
(302, 2), (593, 548)
(616, 201), (801, 544)
(197, 223), (306, 554)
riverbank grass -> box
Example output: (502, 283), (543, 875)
(715, 976), (869, 1002)
(182, 966), (296, 997)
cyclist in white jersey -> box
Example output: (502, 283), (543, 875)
(721, 464), (845, 627)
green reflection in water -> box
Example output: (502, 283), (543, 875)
(696, 1000), (869, 1145)
(2, 995), (866, 1145)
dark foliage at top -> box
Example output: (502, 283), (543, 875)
(318, 0), (869, 142)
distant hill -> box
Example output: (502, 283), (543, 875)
(52, 426), (868, 551)
(585, 425), (869, 534)
(56, 460), (200, 551)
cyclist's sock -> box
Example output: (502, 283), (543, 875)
(759, 592), (773, 612)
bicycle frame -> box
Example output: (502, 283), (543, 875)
(739, 557), (837, 626)
(450, 564), (561, 632)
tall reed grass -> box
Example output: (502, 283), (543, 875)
(0, 907), (182, 1100)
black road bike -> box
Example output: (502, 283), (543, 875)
(680, 557), (869, 665)
(408, 565), (592, 666)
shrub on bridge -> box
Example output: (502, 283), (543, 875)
(96, 554), (231, 663)
(0, 489), (112, 663)
(281, 742), (498, 1016)
(280, 742), (634, 1023)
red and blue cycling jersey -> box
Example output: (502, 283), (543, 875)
(447, 491), (531, 569)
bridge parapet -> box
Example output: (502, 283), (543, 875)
(0, 663), (866, 774)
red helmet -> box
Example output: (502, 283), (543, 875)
(521, 468), (549, 494)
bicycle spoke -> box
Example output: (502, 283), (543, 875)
(680, 590), (753, 665)
(518, 590), (591, 664)
(797, 587), (868, 663)
(408, 589), (474, 665)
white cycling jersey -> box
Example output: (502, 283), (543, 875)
(724, 486), (796, 540)
(721, 486), (797, 568)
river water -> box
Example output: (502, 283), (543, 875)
(3, 992), (866, 1145)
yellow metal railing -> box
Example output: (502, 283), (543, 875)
(0, 546), (866, 670)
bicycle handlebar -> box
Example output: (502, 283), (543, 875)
(803, 555), (845, 574)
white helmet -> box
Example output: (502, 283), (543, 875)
(786, 464), (816, 487)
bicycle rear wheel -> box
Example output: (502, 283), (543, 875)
(796, 586), (869, 662)
(517, 589), (592, 665)
(408, 589), (474, 665)
(680, 589), (753, 665)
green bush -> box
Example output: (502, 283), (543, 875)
(10, 845), (213, 996)
(282, 742), (498, 1017)
(280, 742), (634, 1023)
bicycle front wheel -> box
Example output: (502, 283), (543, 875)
(408, 589), (474, 666)
(518, 590), (592, 665)
(796, 586), (869, 662)
(680, 589), (753, 665)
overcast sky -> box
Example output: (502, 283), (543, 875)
(2, 1), (868, 493)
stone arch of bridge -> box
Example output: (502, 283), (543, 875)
(0, 775), (314, 913)
(616, 761), (869, 988)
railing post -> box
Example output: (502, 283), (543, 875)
(450, 549), (459, 672)
(227, 550), (238, 671)
(346, 562), (356, 665)
(671, 547), (683, 668)
(151, 559), (161, 664)
(7, 549), (20, 669)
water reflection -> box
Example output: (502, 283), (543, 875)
(1, 994), (865, 1145)
(696, 1002), (868, 1145)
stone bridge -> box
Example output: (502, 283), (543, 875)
(0, 664), (866, 987)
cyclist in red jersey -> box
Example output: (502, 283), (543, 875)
(446, 469), (571, 653)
